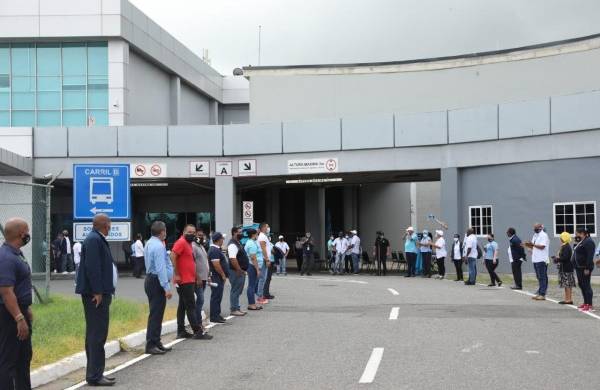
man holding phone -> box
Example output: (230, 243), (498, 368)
(75, 213), (117, 387)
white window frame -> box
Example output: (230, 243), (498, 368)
(552, 201), (597, 238)
(468, 205), (493, 237)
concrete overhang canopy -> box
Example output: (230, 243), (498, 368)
(0, 147), (32, 176)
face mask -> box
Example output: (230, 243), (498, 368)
(454, 238), (459, 242)
(488, 239), (493, 242)
(534, 228), (541, 233)
(184, 234), (195, 243)
(236, 233), (243, 241)
(575, 236), (582, 242)
(21, 233), (31, 246)
(306, 234), (311, 238)
(267, 228), (271, 234)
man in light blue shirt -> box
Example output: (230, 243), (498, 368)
(404, 227), (418, 277)
(144, 221), (174, 355)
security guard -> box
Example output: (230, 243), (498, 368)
(0, 217), (33, 390)
(374, 231), (390, 276)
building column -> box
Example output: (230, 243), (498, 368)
(304, 187), (326, 259)
(108, 40), (129, 126)
(440, 167), (461, 236)
(410, 182), (417, 228)
(317, 187), (326, 259)
(343, 186), (358, 229)
(215, 176), (235, 235)
(209, 100), (219, 125)
(269, 188), (280, 232)
(170, 76), (181, 125)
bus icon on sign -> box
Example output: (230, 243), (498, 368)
(90, 177), (114, 204)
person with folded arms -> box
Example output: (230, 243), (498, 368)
(573, 228), (596, 312)
(244, 229), (262, 311)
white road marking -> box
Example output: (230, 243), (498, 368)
(389, 307), (400, 320)
(284, 276), (368, 284)
(359, 348), (384, 384)
(525, 350), (540, 354)
(387, 288), (399, 296)
(461, 342), (483, 353)
(63, 322), (221, 389)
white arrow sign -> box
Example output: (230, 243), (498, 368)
(90, 207), (114, 214)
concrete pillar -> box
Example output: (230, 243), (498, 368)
(440, 167), (461, 236)
(410, 182), (417, 228)
(269, 188), (280, 232)
(343, 186), (358, 229)
(170, 76), (181, 125)
(209, 100), (219, 125)
(108, 40), (129, 126)
(304, 187), (326, 259)
(317, 187), (326, 259)
(215, 176), (235, 235)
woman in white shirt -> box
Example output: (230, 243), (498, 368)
(450, 234), (464, 281)
(433, 231), (447, 279)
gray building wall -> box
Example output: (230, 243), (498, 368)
(220, 104), (250, 125)
(358, 183), (411, 252)
(458, 157), (600, 274)
(249, 46), (600, 123)
(179, 82), (211, 125)
(127, 51), (171, 125)
(414, 181), (442, 233)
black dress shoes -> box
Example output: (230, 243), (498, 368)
(88, 377), (116, 386)
(145, 346), (166, 355)
(176, 331), (193, 339)
(211, 317), (226, 324)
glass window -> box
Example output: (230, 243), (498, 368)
(12, 92), (35, 110)
(0, 110), (8, 126)
(12, 110), (35, 126)
(0, 44), (9, 75)
(11, 44), (36, 76)
(63, 87), (86, 109)
(36, 43), (61, 76)
(0, 75), (9, 91)
(554, 202), (596, 236)
(62, 43), (86, 76)
(37, 91), (60, 110)
(88, 76), (108, 108)
(63, 110), (86, 126)
(0, 92), (8, 110)
(38, 76), (60, 91)
(87, 42), (108, 75)
(37, 110), (61, 126)
(88, 109), (108, 126)
(469, 206), (493, 236)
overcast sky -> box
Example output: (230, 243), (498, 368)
(130, 0), (600, 75)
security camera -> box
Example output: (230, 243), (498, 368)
(233, 68), (244, 76)
(43, 173), (53, 179)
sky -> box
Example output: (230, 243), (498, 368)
(129, 0), (600, 75)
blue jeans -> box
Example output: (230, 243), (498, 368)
(209, 274), (225, 321)
(467, 257), (477, 283)
(257, 263), (268, 298)
(246, 266), (258, 305)
(334, 252), (344, 273)
(195, 284), (205, 322)
(351, 253), (360, 273)
(278, 257), (287, 274)
(229, 271), (246, 311)
(533, 262), (548, 296)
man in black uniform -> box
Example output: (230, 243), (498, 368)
(0, 217), (33, 390)
(374, 231), (391, 276)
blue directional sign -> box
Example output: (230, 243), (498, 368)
(73, 164), (131, 220)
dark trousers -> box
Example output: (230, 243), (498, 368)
(144, 274), (166, 348)
(485, 259), (502, 285)
(576, 268), (593, 305)
(133, 256), (145, 278)
(296, 252), (304, 272)
(177, 283), (200, 333)
(406, 252), (417, 276)
(422, 252), (432, 277)
(0, 305), (32, 390)
(511, 260), (523, 288)
(209, 274), (225, 321)
(436, 257), (445, 277)
(301, 253), (314, 274)
(264, 263), (274, 296)
(82, 294), (111, 383)
(345, 255), (353, 273)
(377, 256), (387, 276)
(453, 259), (463, 280)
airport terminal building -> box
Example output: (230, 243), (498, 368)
(1, 0), (600, 273)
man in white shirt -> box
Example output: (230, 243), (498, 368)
(525, 223), (550, 300)
(349, 230), (361, 275)
(275, 236), (290, 275)
(256, 222), (271, 303)
(73, 240), (82, 285)
(433, 230), (447, 279)
(464, 228), (478, 285)
(332, 232), (349, 275)
(133, 234), (145, 278)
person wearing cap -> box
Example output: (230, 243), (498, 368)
(552, 231), (574, 305)
(208, 232), (229, 323)
(275, 236), (290, 275)
(450, 233), (464, 281)
(418, 230), (433, 278)
(349, 230), (361, 275)
(373, 231), (390, 276)
(524, 223), (550, 300)
(433, 230), (446, 279)
(404, 227), (418, 277)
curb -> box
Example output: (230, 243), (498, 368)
(30, 312), (202, 389)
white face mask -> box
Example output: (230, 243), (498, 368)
(266, 227), (271, 234)
(454, 238), (459, 242)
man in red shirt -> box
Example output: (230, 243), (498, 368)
(171, 224), (209, 340)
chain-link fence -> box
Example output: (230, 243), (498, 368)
(0, 179), (51, 302)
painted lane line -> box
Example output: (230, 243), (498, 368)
(284, 276), (368, 284)
(506, 286), (600, 321)
(359, 348), (384, 384)
(460, 342), (483, 353)
(64, 322), (221, 389)
(525, 350), (540, 354)
(389, 307), (400, 320)
(387, 288), (399, 296)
